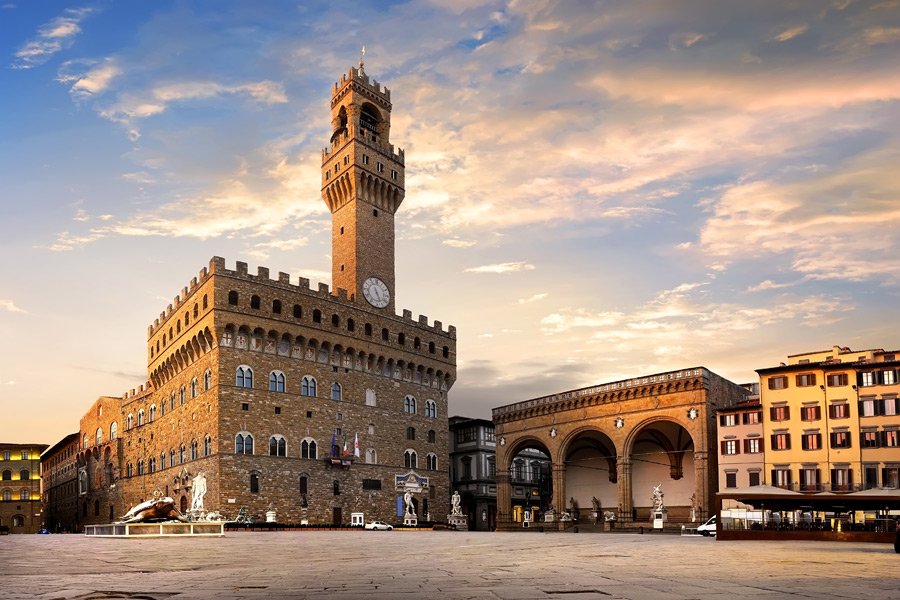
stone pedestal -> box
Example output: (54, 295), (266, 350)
(266, 510), (277, 523)
(448, 514), (468, 531)
(653, 509), (667, 530)
(403, 515), (418, 527)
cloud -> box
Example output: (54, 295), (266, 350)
(835, 27), (900, 50)
(443, 238), (476, 248)
(746, 279), (807, 293)
(58, 58), (121, 98)
(518, 293), (548, 304)
(772, 24), (808, 42)
(98, 80), (287, 126)
(464, 262), (535, 274)
(0, 300), (26, 314)
(11, 7), (94, 69)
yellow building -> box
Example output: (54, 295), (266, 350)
(0, 443), (48, 534)
(758, 345), (900, 492)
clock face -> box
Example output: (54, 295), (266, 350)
(362, 277), (390, 308)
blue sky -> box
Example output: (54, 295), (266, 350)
(2, 0), (899, 444)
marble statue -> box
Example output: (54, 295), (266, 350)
(404, 489), (414, 516)
(118, 490), (188, 523)
(603, 510), (617, 522)
(651, 483), (665, 511)
(451, 491), (462, 516)
(190, 470), (207, 512)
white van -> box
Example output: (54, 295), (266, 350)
(697, 515), (716, 536)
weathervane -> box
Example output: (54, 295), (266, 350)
(359, 45), (366, 72)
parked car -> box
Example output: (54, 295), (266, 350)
(37, 528), (50, 534)
(364, 521), (393, 530)
(697, 515), (716, 536)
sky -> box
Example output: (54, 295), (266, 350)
(2, 0), (900, 445)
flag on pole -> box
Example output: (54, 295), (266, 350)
(354, 433), (360, 458)
(331, 430), (336, 456)
(343, 434), (348, 456)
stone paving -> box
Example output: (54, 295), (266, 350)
(2, 531), (899, 599)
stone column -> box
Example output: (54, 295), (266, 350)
(495, 471), (512, 531)
(617, 456), (633, 523)
(693, 450), (709, 523)
(552, 463), (567, 530)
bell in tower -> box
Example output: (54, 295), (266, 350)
(321, 59), (405, 313)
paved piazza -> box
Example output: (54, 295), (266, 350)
(2, 531), (899, 600)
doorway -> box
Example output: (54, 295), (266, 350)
(333, 507), (342, 525)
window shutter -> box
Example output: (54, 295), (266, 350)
(830, 432), (836, 448)
(814, 406), (821, 420)
(846, 432), (852, 448)
(857, 371), (864, 386)
(876, 399), (885, 416)
(815, 469), (821, 485)
(831, 468), (837, 485)
(829, 405), (835, 419)
(743, 439), (749, 453)
(770, 434), (777, 450)
(883, 468), (889, 486)
(770, 407), (777, 420)
(858, 399), (864, 416)
(785, 434), (791, 450)
(720, 440), (726, 455)
(771, 469), (776, 485)
(801, 435), (808, 451)
(735, 441), (741, 455)
(848, 469), (854, 485)
(816, 433), (822, 449)
(742, 412), (748, 425)
(719, 415), (726, 426)
(784, 406), (790, 420)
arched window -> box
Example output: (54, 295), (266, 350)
(161, 401), (166, 416)
(20, 489), (29, 500)
(126, 463), (133, 478)
(366, 448), (377, 464)
(428, 430), (436, 443)
(137, 409), (145, 426)
(170, 392), (176, 411)
(203, 294), (208, 309)
(1, 490), (10, 501)
(177, 320), (181, 333)
(236, 433), (254, 455)
(301, 438), (317, 459)
(299, 476), (308, 496)
(193, 304), (198, 318)
(228, 291), (239, 305)
(180, 445), (186, 464)
(269, 436), (286, 457)
(331, 382), (342, 401)
(269, 371), (285, 392)
(426, 453), (438, 470)
(184, 312), (190, 326)
(12, 515), (24, 527)
(332, 314), (339, 327)
(159, 453), (165, 471)
(250, 295), (260, 310)
(301, 376), (317, 397)
(203, 369), (212, 390)
(365, 323), (372, 336)
(188, 441), (196, 460)
(149, 458), (156, 473)
(1, 470), (10, 481)
(236, 366), (253, 388)
(293, 304), (302, 318)
(381, 328), (389, 341)
(110, 421), (118, 440)
(126, 414), (133, 430)
(425, 399), (437, 418)
(442, 346), (450, 358)
(95, 427), (103, 446)
(429, 342), (436, 354)
(250, 473), (259, 493)
(169, 450), (175, 468)
(365, 389), (376, 407)
(179, 386), (186, 404)
(190, 378), (198, 398)
(20, 469), (29, 481)
(414, 337), (421, 349)
(204, 436), (211, 456)
(407, 427), (415, 440)
(404, 450), (417, 469)
(347, 318), (355, 332)
(398, 333), (406, 345)
(272, 299), (282, 314)
(83, 433), (89, 448)
(137, 460), (145, 475)
(404, 395), (417, 414)
(313, 309), (322, 323)
(149, 405), (156, 422)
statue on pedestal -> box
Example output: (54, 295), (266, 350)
(450, 491), (462, 516)
(404, 489), (415, 516)
(190, 471), (207, 512)
(651, 483), (665, 512)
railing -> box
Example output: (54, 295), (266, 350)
(774, 482), (865, 493)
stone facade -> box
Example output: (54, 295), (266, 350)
(493, 367), (748, 530)
(449, 416), (498, 531)
(44, 64), (457, 529)
(40, 433), (80, 533)
(0, 442), (47, 533)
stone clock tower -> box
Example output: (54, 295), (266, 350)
(322, 60), (405, 313)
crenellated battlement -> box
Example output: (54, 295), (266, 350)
(333, 66), (391, 104)
(322, 126), (404, 163)
(148, 257), (456, 340)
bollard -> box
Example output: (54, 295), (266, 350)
(639, 526), (644, 534)
(540, 526), (544, 533)
(574, 526), (578, 533)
